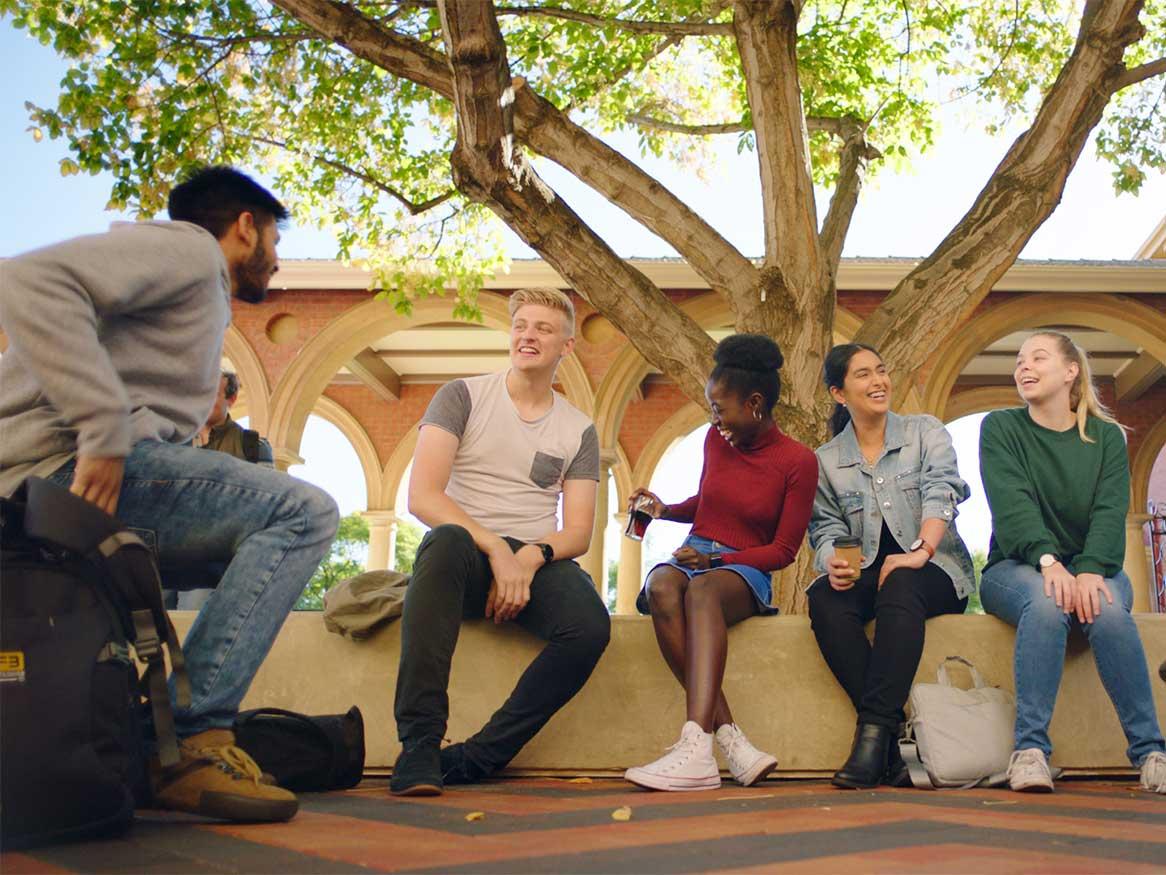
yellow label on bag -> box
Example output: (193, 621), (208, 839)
(0, 651), (26, 682)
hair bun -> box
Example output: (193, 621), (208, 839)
(713, 333), (784, 372)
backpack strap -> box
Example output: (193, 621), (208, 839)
(898, 739), (937, 790)
(97, 532), (190, 767)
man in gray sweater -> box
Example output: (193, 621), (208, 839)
(0, 166), (338, 823)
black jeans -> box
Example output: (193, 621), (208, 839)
(393, 524), (611, 773)
(808, 560), (966, 728)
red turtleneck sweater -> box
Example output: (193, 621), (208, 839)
(664, 425), (818, 572)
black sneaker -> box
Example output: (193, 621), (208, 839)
(390, 738), (443, 797)
(440, 743), (488, 786)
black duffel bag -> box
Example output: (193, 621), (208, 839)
(1, 477), (189, 849)
(234, 706), (365, 792)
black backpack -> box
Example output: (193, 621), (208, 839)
(0, 477), (190, 849)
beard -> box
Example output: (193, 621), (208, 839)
(233, 243), (274, 304)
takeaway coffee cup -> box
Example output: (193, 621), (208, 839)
(833, 536), (862, 579)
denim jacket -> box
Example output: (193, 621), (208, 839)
(809, 412), (976, 598)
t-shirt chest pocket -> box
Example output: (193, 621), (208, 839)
(530, 451), (565, 489)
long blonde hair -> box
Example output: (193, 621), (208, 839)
(1030, 331), (1125, 443)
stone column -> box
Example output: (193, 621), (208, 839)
(579, 450), (618, 595)
(272, 447), (305, 472)
(1125, 512), (1154, 613)
(362, 510), (399, 572)
(613, 512), (642, 615)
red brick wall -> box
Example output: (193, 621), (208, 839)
(323, 384), (438, 468)
(618, 383), (693, 471)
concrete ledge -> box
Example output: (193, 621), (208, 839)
(171, 612), (1166, 774)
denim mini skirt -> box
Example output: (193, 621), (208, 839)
(637, 534), (779, 616)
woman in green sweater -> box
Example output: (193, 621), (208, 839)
(979, 331), (1165, 795)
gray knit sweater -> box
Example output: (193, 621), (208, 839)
(0, 221), (231, 496)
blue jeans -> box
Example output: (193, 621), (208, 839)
(50, 440), (338, 737)
(981, 559), (1164, 765)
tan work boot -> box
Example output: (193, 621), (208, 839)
(151, 728), (298, 822)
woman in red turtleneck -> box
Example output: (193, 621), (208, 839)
(623, 334), (818, 793)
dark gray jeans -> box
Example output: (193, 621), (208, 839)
(393, 524), (610, 773)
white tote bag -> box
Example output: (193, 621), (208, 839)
(901, 656), (1015, 789)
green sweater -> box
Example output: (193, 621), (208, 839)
(979, 407), (1129, 577)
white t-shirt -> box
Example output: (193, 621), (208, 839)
(420, 370), (599, 542)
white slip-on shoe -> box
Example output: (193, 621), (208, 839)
(624, 721), (721, 792)
(715, 723), (778, 787)
(1007, 749), (1054, 793)
(1139, 751), (1166, 794)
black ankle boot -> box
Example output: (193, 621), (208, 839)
(832, 723), (892, 789)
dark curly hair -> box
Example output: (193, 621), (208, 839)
(709, 333), (784, 412)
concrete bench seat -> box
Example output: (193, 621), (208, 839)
(171, 612), (1166, 775)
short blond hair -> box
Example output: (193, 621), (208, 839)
(508, 287), (575, 336)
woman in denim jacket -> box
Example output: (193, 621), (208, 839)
(809, 344), (975, 789)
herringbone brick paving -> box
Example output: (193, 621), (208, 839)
(3, 778), (1163, 874)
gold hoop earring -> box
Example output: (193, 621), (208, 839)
(753, 409), (762, 421)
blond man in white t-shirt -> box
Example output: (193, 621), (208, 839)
(391, 288), (610, 796)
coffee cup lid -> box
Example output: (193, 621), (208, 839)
(833, 536), (861, 548)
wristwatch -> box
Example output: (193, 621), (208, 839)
(535, 542), (554, 564)
(1038, 553), (1059, 570)
(708, 552), (724, 568)
(909, 538), (935, 560)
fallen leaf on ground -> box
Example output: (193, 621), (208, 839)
(611, 806), (632, 821)
(465, 811), (486, 821)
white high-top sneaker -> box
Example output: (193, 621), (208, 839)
(715, 723), (778, 787)
(624, 721), (720, 792)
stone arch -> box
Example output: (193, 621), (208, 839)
(921, 294), (1166, 419)
(267, 291), (592, 458)
(609, 444), (634, 514)
(1132, 415), (1166, 511)
(309, 395), (383, 511)
(222, 325), (270, 434)
(381, 425), (420, 514)
(943, 386), (1021, 423)
(630, 402), (708, 487)
(593, 296), (863, 451)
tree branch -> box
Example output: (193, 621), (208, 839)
(251, 134), (455, 215)
(856, 0), (1150, 383)
(627, 112), (748, 134)
(493, 4), (732, 36)
(730, 1), (828, 296)
(628, 109), (882, 153)
(438, 0), (716, 405)
(1115, 56), (1166, 90)
(272, 0), (758, 303)
(271, 0), (455, 99)
(819, 132), (873, 275)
